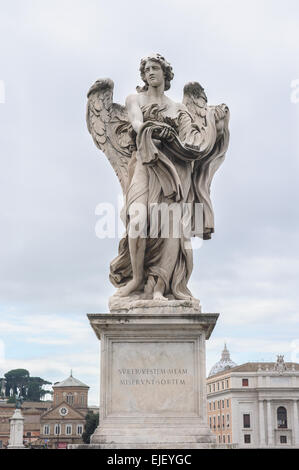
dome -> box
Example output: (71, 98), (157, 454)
(208, 344), (237, 377)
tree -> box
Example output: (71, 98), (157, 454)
(4, 369), (51, 402)
(82, 411), (99, 443)
(4, 369), (30, 397)
(26, 377), (51, 401)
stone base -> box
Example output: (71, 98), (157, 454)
(91, 425), (215, 449)
(7, 445), (26, 449)
(108, 294), (201, 315)
(83, 307), (218, 450)
(69, 443), (218, 449)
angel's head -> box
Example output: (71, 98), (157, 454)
(137, 53), (174, 93)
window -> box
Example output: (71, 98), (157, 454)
(54, 424), (61, 435)
(217, 382), (220, 391)
(66, 424), (72, 435)
(209, 402), (211, 410)
(227, 399), (229, 407)
(81, 394), (85, 405)
(77, 425), (83, 435)
(209, 385), (211, 393)
(222, 381), (224, 390)
(213, 402), (216, 410)
(218, 435), (221, 443)
(218, 415), (220, 427)
(222, 415), (225, 429)
(209, 417), (212, 428)
(244, 434), (251, 444)
(26, 432), (31, 437)
(213, 383), (215, 392)
(243, 414), (251, 428)
(222, 400), (224, 409)
(228, 435), (230, 443)
(242, 378), (249, 387)
(277, 407), (287, 429)
(213, 416), (216, 429)
(44, 425), (50, 435)
(227, 414), (230, 427)
(280, 435), (287, 444)
(66, 393), (74, 405)
(218, 400), (220, 409)
(226, 380), (229, 388)
(223, 435), (226, 443)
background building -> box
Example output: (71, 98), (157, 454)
(207, 347), (299, 448)
(0, 372), (97, 449)
(40, 372), (90, 449)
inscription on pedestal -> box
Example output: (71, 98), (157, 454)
(119, 367), (188, 386)
(108, 340), (198, 416)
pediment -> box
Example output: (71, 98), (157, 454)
(41, 401), (85, 420)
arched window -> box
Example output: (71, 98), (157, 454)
(54, 424), (61, 435)
(277, 406), (287, 428)
(66, 424), (72, 435)
(66, 393), (74, 405)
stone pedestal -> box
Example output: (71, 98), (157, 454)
(79, 301), (218, 449)
(8, 408), (25, 449)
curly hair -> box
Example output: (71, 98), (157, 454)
(137, 53), (174, 93)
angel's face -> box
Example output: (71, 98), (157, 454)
(144, 60), (164, 88)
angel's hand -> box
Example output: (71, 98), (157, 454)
(152, 138), (162, 148)
(158, 127), (175, 142)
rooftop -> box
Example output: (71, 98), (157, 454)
(208, 357), (299, 379)
(53, 372), (89, 389)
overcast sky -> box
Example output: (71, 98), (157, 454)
(0, 0), (299, 405)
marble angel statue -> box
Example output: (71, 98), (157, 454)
(86, 53), (230, 303)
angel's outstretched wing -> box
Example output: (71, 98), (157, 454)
(183, 81), (230, 239)
(86, 78), (135, 194)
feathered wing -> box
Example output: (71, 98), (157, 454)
(183, 81), (230, 239)
(86, 78), (135, 194)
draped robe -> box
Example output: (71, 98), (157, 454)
(110, 103), (229, 299)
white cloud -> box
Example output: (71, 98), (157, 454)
(207, 337), (296, 356)
(0, 314), (90, 338)
(26, 338), (73, 345)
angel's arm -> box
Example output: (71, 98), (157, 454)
(125, 94), (144, 133)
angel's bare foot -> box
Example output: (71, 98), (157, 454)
(153, 291), (168, 301)
(177, 294), (193, 301)
(117, 279), (143, 297)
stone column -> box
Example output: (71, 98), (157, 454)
(258, 400), (266, 446)
(266, 400), (274, 447)
(8, 408), (25, 449)
(292, 400), (299, 446)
